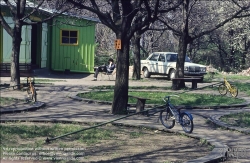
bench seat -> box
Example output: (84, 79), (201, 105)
(0, 63), (34, 77)
(172, 78), (201, 90)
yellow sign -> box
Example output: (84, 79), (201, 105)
(29, 15), (41, 22)
(115, 39), (121, 49)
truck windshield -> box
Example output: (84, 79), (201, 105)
(167, 54), (191, 62)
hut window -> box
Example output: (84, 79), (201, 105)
(61, 30), (78, 45)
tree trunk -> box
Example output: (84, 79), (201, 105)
(175, 36), (188, 89)
(10, 25), (22, 88)
(132, 32), (141, 80)
(111, 38), (130, 114)
(175, 0), (190, 89)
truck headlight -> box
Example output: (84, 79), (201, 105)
(200, 67), (206, 72)
(184, 66), (188, 71)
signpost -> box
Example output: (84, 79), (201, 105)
(115, 39), (121, 50)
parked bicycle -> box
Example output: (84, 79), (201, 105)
(160, 95), (194, 133)
(218, 77), (238, 97)
(26, 77), (37, 102)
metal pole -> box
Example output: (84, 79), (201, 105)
(45, 105), (164, 143)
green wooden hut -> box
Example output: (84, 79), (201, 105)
(0, 1), (98, 74)
(49, 16), (97, 73)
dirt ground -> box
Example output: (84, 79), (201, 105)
(0, 122), (212, 163)
(83, 125), (212, 163)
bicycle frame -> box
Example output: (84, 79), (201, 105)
(166, 97), (193, 123)
(160, 95), (194, 133)
(168, 103), (181, 122)
(218, 77), (238, 98)
(224, 78), (233, 93)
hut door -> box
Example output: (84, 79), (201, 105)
(41, 23), (47, 68)
(0, 25), (2, 63)
(2, 17), (12, 62)
(20, 25), (31, 63)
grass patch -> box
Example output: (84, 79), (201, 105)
(216, 74), (250, 80)
(0, 122), (212, 162)
(129, 131), (144, 138)
(233, 82), (250, 96)
(203, 81), (250, 96)
(220, 112), (250, 128)
(90, 85), (171, 90)
(0, 122), (114, 147)
(205, 73), (250, 81)
(77, 91), (245, 106)
(0, 97), (25, 106)
(91, 81), (250, 96)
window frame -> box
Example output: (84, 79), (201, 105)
(149, 53), (159, 61)
(60, 29), (79, 46)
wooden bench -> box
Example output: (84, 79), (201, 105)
(128, 95), (150, 115)
(0, 63), (34, 77)
(172, 78), (201, 90)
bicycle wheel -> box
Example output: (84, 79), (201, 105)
(230, 85), (238, 98)
(218, 84), (227, 95)
(159, 108), (175, 129)
(180, 112), (193, 133)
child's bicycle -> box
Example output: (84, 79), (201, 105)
(160, 95), (194, 133)
(218, 77), (238, 97)
(26, 77), (37, 102)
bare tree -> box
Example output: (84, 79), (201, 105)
(158, 0), (250, 89)
(95, 23), (116, 57)
(67, 0), (165, 114)
(0, 0), (71, 88)
(131, 1), (183, 80)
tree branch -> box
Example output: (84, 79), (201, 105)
(0, 4), (13, 36)
(191, 4), (250, 41)
(21, 0), (45, 21)
(157, 18), (182, 36)
(3, 0), (17, 15)
(67, 0), (117, 32)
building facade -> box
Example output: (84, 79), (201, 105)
(0, 3), (97, 74)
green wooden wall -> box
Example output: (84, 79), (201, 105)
(50, 17), (96, 73)
(0, 24), (2, 63)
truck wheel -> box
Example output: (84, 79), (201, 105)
(169, 69), (176, 80)
(143, 68), (150, 78)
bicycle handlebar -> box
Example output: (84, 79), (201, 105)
(163, 95), (180, 102)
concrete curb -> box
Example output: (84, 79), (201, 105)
(0, 101), (45, 114)
(68, 91), (248, 110)
(209, 111), (250, 135)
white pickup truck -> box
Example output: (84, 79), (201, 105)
(141, 52), (207, 82)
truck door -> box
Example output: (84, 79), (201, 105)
(148, 53), (159, 73)
(157, 53), (167, 73)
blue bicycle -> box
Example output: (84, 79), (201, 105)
(160, 95), (194, 133)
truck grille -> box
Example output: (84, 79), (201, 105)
(189, 66), (200, 72)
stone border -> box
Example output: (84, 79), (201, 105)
(209, 110), (250, 135)
(0, 101), (45, 114)
(68, 91), (248, 110)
